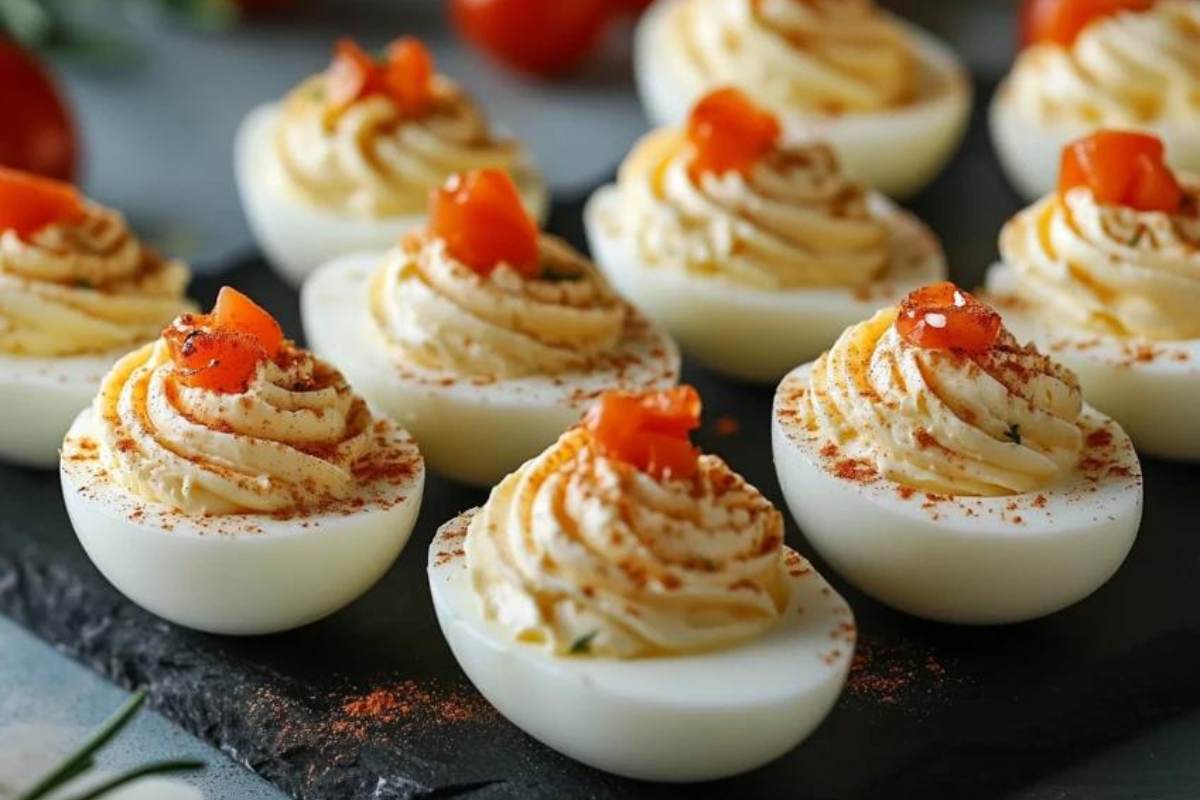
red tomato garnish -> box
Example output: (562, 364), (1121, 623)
(326, 38), (382, 111)
(1059, 130), (1182, 213)
(212, 286), (284, 358)
(584, 386), (702, 481)
(450, 0), (612, 78)
(0, 166), (85, 238)
(686, 88), (781, 180)
(430, 169), (540, 278)
(165, 326), (266, 395)
(384, 37), (435, 117)
(0, 40), (78, 181)
(164, 287), (285, 393)
(1019, 0), (1154, 47)
(326, 36), (435, 116)
(896, 282), (1003, 354)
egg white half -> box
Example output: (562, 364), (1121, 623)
(234, 102), (550, 287)
(986, 262), (1200, 460)
(989, 83), (1200, 202)
(60, 407), (424, 635)
(427, 509), (854, 782)
(301, 252), (681, 487)
(584, 188), (946, 383)
(633, 0), (973, 198)
(772, 362), (1143, 624)
(0, 350), (123, 469)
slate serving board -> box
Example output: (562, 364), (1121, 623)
(2, 81), (1199, 800)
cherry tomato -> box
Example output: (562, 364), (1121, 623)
(0, 39), (78, 181)
(1019, 0), (1154, 48)
(450, 0), (613, 77)
(1059, 130), (1182, 213)
(430, 169), (540, 278)
(896, 283), (1002, 354)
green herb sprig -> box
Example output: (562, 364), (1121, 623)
(569, 631), (598, 655)
(17, 691), (205, 800)
(1004, 424), (1022, 445)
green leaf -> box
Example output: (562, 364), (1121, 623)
(17, 692), (147, 800)
(60, 759), (205, 800)
(0, 0), (55, 47)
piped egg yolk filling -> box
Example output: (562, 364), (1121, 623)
(466, 386), (790, 658)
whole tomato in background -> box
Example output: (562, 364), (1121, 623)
(0, 39), (78, 181)
(450, 0), (653, 78)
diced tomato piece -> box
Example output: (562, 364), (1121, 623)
(212, 286), (284, 358)
(686, 87), (781, 180)
(430, 169), (540, 278)
(326, 36), (435, 117)
(1126, 152), (1183, 212)
(896, 282), (1002, 354)
(0, 166), (84, 238)
(1059, 130), (1181, 213)
(326, 38), (383, 110)
(1019, 0), (1154, 48)
(584, 386), (702, 480)
(165, 325), (265, 394)
(384, 37), (435, 117)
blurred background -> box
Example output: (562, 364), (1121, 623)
(1, 0), (1019, 271)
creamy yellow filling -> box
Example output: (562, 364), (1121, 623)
(663, 0), (917, 113)
(1000, 184), (1200, 340)
(466, 427), (788, 658)
(274, 74), (532, 217)
(95, 339), (375, 515)
(803, 308), (1085, 496)
(1006, 1), (1200, 125)
(370, 235), (627, 378)
(0, 205), (191, 357)
(608, 129), (891, 289)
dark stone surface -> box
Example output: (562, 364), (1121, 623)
(3, 81), (1200, 800)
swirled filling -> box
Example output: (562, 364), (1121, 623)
(1006, 1), (1200, 125)
(609, 129), (890, 288)
(0, 204), (190, 356)
(466, 428), (788, 657)
(274, 74), (531, 217)
(370, 233), (627, 377)
(662, 0), (917, 113)
(803, 308), (1084, 496)
(1000, 183), (1200, 339)
(95, 338), (375, 514)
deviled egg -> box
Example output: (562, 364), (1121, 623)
(773, 283), (1143, 624)
(987, 130), (1200, 459)
(586, 88), (946, 383)
(60, 287), (424, 635)
(428, 386), (854, 781)
(303, 168), (680, 486)
(0, 167), (192, 468)
(991, 0), (1200, 200)
(634, 0), (972, 197)
(236, 36), (547, 286)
